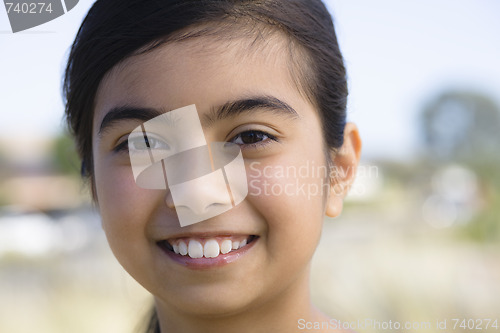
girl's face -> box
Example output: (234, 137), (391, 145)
(92, 35), (358, 317)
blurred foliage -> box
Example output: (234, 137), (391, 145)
(419, 90), (500, 243)
(459, 162), (500, 243)
(420, 90), (500, 164)
(49, 132), (81, 176)
(0, 147), (9, 206)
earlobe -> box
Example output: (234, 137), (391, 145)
(325, 195), (343, 218)
(325, 122), (362, 218)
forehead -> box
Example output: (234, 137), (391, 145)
(93, 35), (310, 127)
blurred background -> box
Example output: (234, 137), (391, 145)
(1, 0), (499, 332)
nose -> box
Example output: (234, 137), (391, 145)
(163, 144), (236, 227)
(167, 169), (234, 226)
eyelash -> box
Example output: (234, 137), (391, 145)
(228, 130), (278, 149)
(113, 129), (277, 153)
(113, 132), (171, 153)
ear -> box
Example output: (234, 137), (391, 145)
(325, 122), (362, 218)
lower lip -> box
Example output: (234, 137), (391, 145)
(158, 238), (258, 270)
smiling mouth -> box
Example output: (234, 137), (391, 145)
(157, 235), (258, 259)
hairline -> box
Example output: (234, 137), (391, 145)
(135, 21), (318, 109)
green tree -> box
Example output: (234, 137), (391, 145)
(421, 91), (500, 164)
(420, 90), (500, 242)
(50, 132), (81, 176)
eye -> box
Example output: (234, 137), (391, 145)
(114, 132), (170, 153)
(229, 130), (277, 147)
(132, 135), (170, 151)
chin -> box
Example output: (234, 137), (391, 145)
(162, 284), (258, 317)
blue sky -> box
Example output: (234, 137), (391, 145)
(1, 0), (500, 160)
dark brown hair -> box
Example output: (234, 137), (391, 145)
(64, 0), (347, 182)
(63, 0), (347, 330)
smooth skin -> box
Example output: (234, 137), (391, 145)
(92, 32), (361, 333)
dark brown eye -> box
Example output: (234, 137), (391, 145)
(231, 131), (272, 145)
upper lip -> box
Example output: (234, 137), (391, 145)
(149, 210), (262, 242)
(155, 231), (258, 242)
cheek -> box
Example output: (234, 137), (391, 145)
(245, 155), (327, 247)
(247, 154), (328, 208)
(93, 160), (158, 251)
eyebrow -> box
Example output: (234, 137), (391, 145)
(98, 95), (299, 136)
(204, 95), (300, 126)
(98, 106), (162, 136)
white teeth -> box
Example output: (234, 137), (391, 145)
(188, 240), (204, 258)
(170, 237), (254, 258)
(178, 241), (188, 256)
(239, 239), (247, 249)
(204, 239), (220, 258)
(220, 239), (232, 254)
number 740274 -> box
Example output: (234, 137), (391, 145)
(5, 2), (54, 14)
